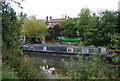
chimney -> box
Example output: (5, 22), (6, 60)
(68, 16), (70, 19)
(46, 16), (48, 21)
(65, 15), (67, 18)
(50, 16), (52, 20)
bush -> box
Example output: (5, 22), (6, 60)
(17, 55), (45, 79)
(2, 48), (20, 70)
(3, 49), (45, 80)
(2, 73), (19, 80)
(62, 55), (118, 79)
(7, 54), (20, 69)
(112, 55), (120, 64)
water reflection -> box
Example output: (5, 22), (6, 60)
(26, 52), (69, 79)
(26, 52), (118, 79)
(39, 65), (55, 79)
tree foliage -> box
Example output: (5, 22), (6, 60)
(46, 24), (62, 41)
(60, 8), (120, 49)
(1, 2), (21, 48)
(60, 18), (77, 37)
(95, 10), (120, 49)
(62, 55), (118, 79)
(76, 8), (98, 44)
(21, 16), (48, 43)
(18, 12), (27, 26)
(77, 8), (91, 26)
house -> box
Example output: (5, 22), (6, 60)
(45, 16), (61, 28)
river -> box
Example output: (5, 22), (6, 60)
(26, 52), (73, 79)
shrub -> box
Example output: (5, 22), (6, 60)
(62, 55), (118, 79)
(3, 49), (45, 80)
(2, 73), (19, 80)
(17, 55), (45, 79)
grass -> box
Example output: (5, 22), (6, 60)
(2, 63), (19, 80)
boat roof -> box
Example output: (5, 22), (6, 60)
(23, 44), (97, 48)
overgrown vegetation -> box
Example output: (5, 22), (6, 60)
(60, 8), (120, 50)
(1, 1), (45, 80)
(62, 55), (118, 79)
(1, 0), (119, 80)
(2, 49), (45, 80)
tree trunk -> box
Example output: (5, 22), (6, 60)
(25, 34), (28, 44)
(40, 37), (45, 44)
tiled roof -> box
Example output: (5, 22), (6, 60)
(47, 19), (61, 23)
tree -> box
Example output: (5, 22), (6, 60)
(76, 8), (94, 45)
(1, 2), (21, 49)
(46, 24), (62, 41)
(96, 10), (119, 49)
(21, 16), (48, 44)
(60, 18), (77, 37)
(77, 8), (91, 26)
(86, 13), (100, 45)
(117, 11), (120, 33)
(18, 12), (27, 26)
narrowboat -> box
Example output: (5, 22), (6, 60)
(22, 44), (113, 58)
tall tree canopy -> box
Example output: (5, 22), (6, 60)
(60, 17), (77, 37)
(60, 8), (120, 49)
(21, 16), (48, 43)
(97, 10), (120, 49)
(76, 8), (98, 44)
(1, 2), (21, 48)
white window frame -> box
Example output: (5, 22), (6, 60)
(43, 46), (47, 51)
(67, 47), (73, 52)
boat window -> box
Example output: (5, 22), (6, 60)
(43, 46), (47, 51)
(73, 48), (82, 53)
(100, 48), (107, 54)
(60, 47), (67, 52)
(30, 47), (34, 50)
(82, 49), (89, 53)
(35, 46), (43, 50)
(67, 47), (73, 52)
(89, 49), (94, 53)
(89, 48), (99, 54)
(23, 46), (29, 50)
(47, 47), (55, 51)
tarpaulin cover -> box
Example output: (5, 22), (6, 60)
(57, 37), (82, 42)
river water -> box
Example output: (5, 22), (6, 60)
(26, 52), (73, 79)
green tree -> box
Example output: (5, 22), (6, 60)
(76, 8), (95, 45)
(96, 10), (119, 49)
(46, 24), (62, 41)
(1, 2), (21, 49)
(18, 12), (27, 26)
(77, 8), (91, 26)
(86, 13), (100, 45)
(60, 17), (77, 37)
(21, 16), (48, 44)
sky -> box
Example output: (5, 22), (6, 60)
(10, 0), (120, 19)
